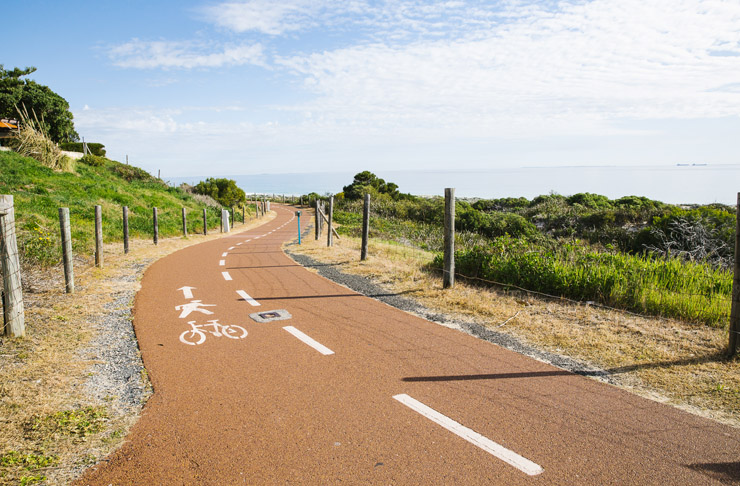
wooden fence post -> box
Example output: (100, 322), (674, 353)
(203, 208), (207, 235)
(729, 192), (740, 357)
(153, 207), (159, 245)
(327, 196), (334, 247)
(182, 207), (187, 237)
(1, 195), (25, 337)
(58, 207), (74, 293)
(242, 205), (246, 224)
(95, 205), (103, 267)
(361, 193), (370, 261)
(123, 206), (129, 254)
(231, 207), (235, 227)
(443, 188), (455, 289)
(319, 201), (324, 236)
(315, 200), (320, 240)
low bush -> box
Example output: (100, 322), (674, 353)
(192, 178), (246, 207)
(107, 160), (156, 182)
(59, 142), (106, 156)
(79, 153), (106, 167)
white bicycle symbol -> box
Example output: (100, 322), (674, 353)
(179, 319), (248, 346)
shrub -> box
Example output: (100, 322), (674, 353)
(107, 161), (156, 182)
(193, 178), (246, 207)
(60, 142), (105, 156)
(566, 192), (613, 209)
(472, 197), (530, 212)
(79, 153), (106, 167)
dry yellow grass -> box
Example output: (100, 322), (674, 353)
(290, 224), (740, 428)
(0, 213), (275, 485)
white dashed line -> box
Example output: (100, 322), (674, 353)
(228, 246), (235, 250)
(221, 252), (228, 257)
(221, 271), (232, 281)
(282, 326), (334, 355)
(236, 290), (260, 307)
(236, 242), (243, 246)
(219, 260), (226, 266)
(392, 394), (544, 476)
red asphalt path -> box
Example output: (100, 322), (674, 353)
(77, 205), (740, 485)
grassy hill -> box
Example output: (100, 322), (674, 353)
(0, 150), (243, 266)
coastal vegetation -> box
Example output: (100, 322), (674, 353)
(192, 177), (247, 207)
(325, 172), (735, 328)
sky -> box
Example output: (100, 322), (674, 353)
(3, 0), (740, 180)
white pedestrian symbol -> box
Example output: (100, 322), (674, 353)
(175, 300), (216, 318)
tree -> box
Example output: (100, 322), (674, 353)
(192, 178), (246, 207)
(342, 171), (409, 200)
(0, 65), (79, 143)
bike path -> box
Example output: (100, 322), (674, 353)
(77, 205), (740, 485)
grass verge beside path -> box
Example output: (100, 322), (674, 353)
(288, 226), (740, 428)
(0, 212), (276, 486)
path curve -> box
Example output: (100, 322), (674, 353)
(77, 205), (740, 485)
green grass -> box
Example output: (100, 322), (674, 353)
(335, 203), (732, 328)
(0, 151), (254, 265)
(0, 450), (58, 486)
(25, 406), (109, 441)
(433, 236), (732, 328)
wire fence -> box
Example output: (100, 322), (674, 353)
(0, 196), (268, 338)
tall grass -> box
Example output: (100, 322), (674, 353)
(434, 236), (732, 328)
(6, 106), (74, 172)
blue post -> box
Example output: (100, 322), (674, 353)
(296, 211), (302, 245)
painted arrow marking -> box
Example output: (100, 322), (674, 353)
(177, 286), (196, 299)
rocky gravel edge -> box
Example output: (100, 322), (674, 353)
(82, 262), (151, 415)
(285, 248), (618, 385)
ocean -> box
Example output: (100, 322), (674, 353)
(168, 164), (740, 205)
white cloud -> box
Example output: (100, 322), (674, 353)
(201, 0), (321, 35)
(200, 0), (515, 39)
(274, 0), (740, 139)
(108, 39), (265, 69)
(95, 0), (740, 173)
